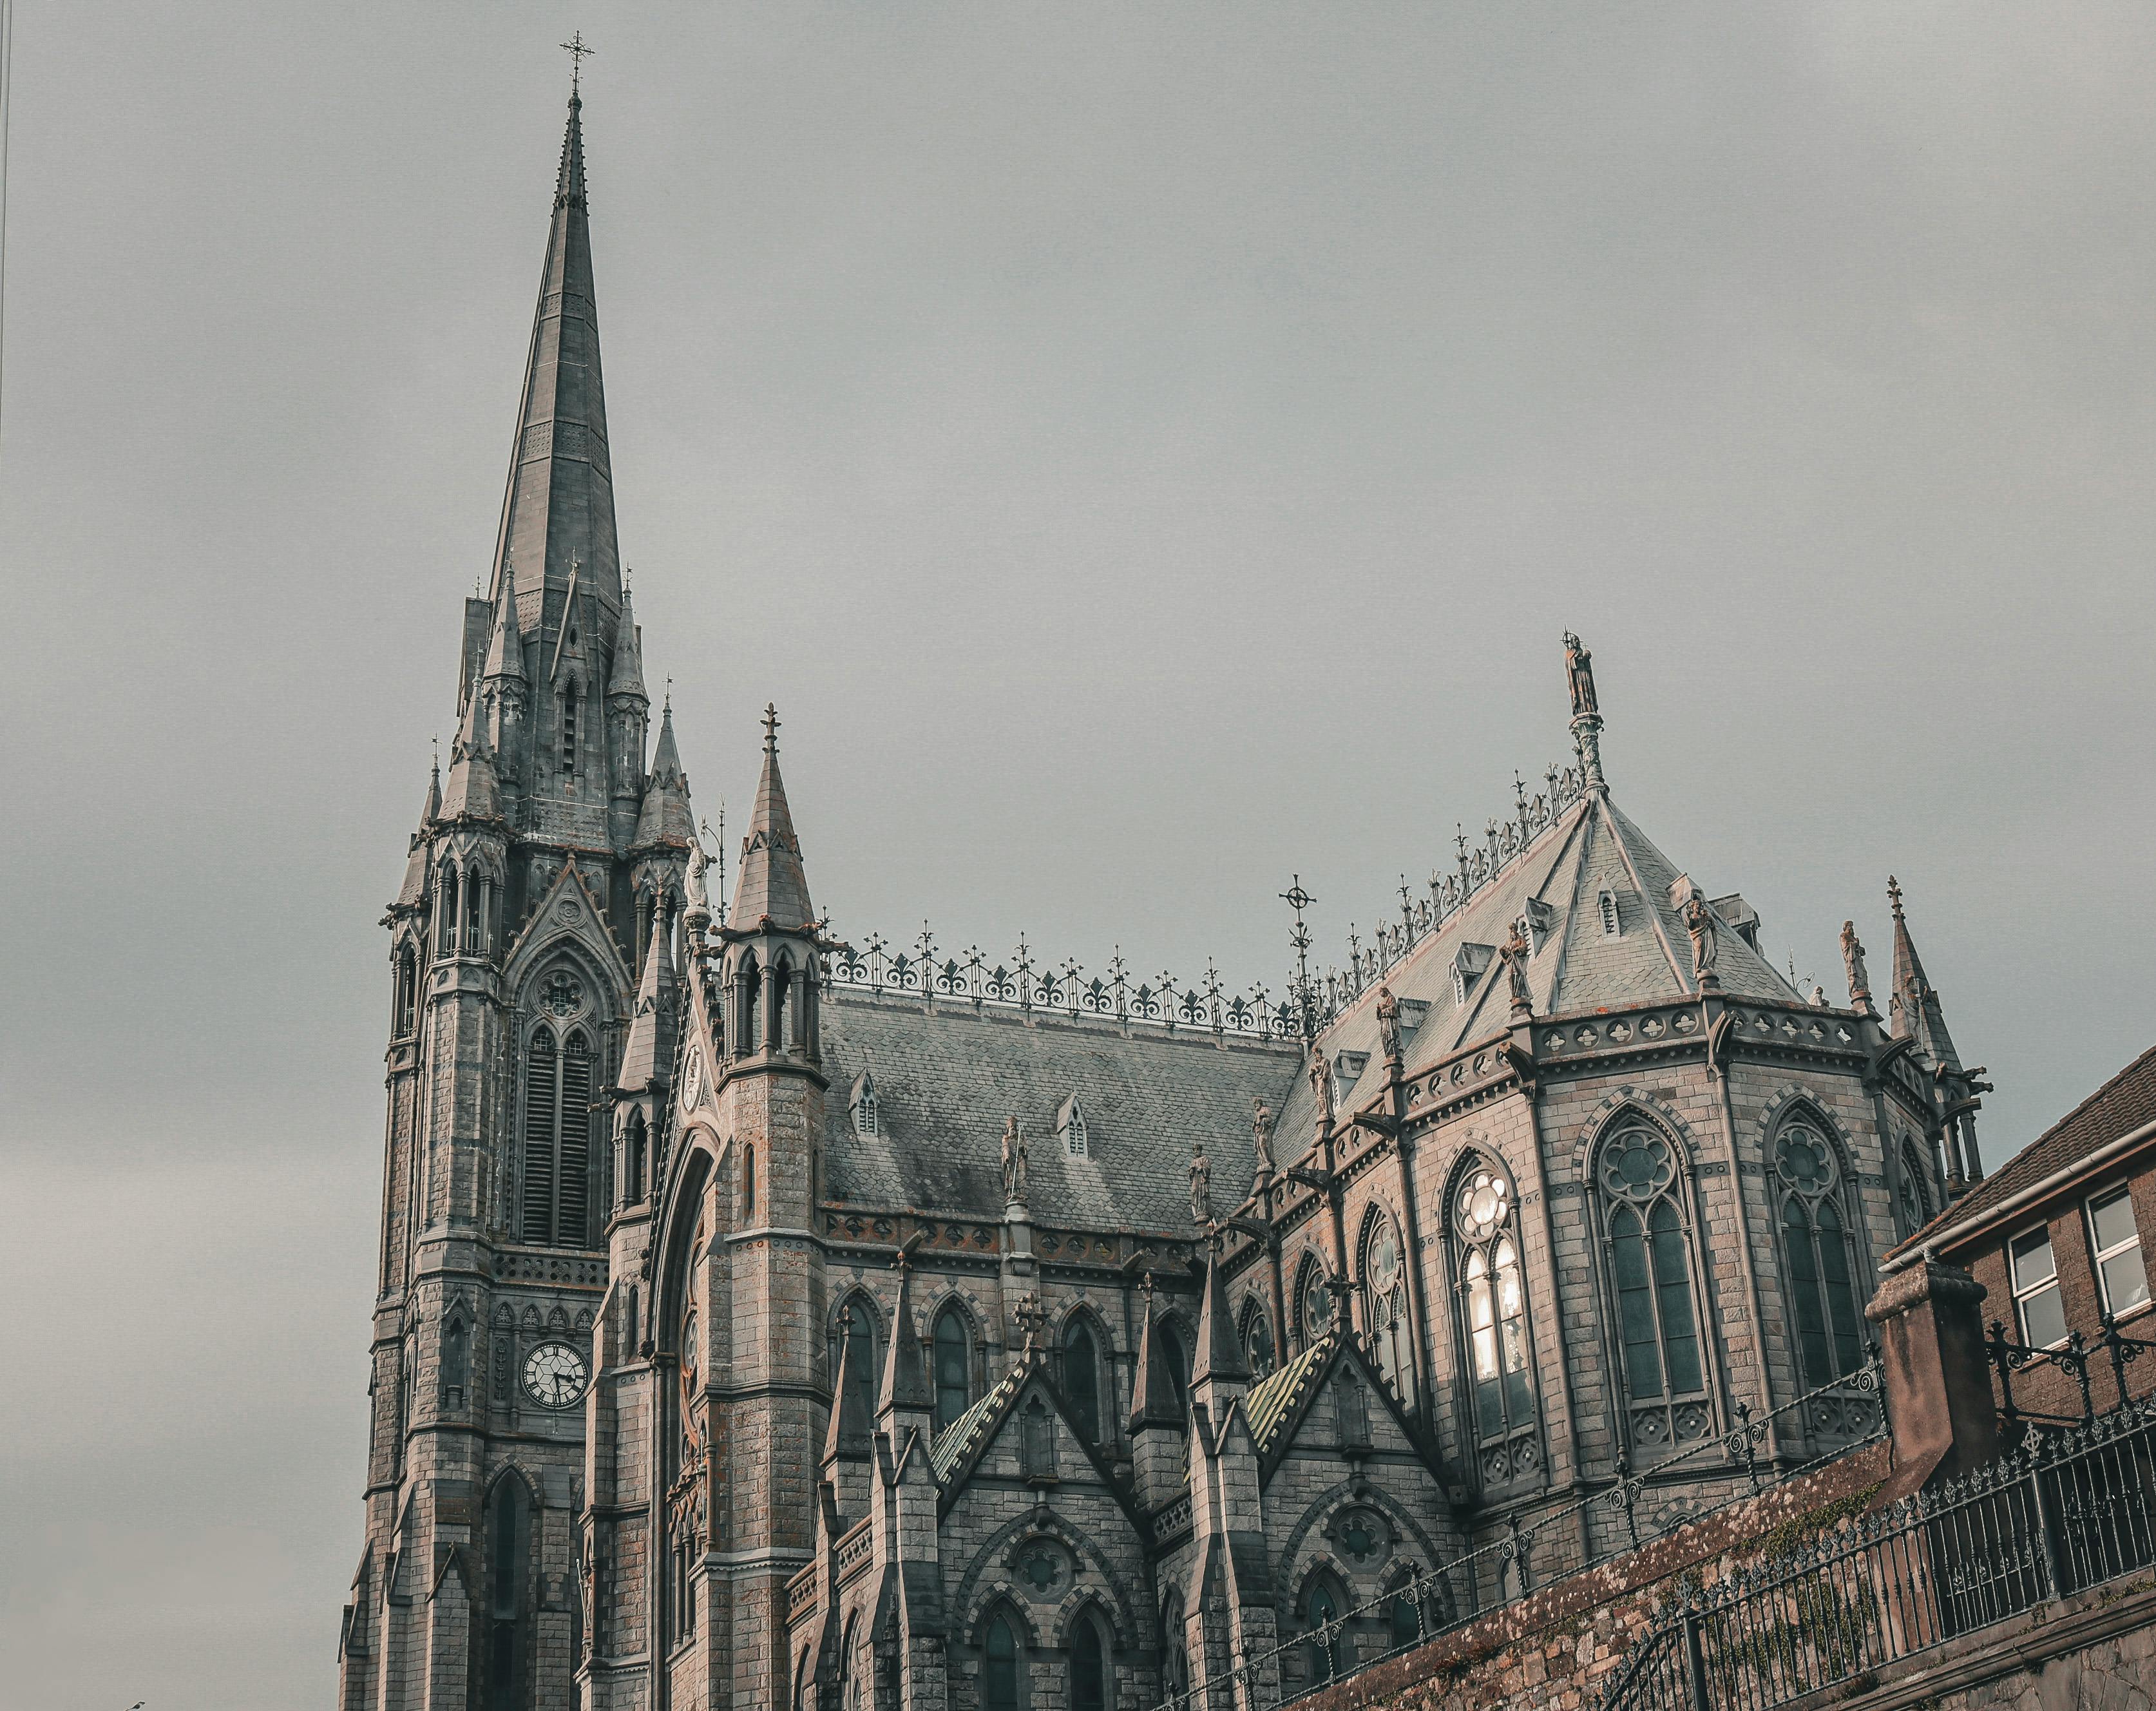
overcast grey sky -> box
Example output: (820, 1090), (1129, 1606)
(5, 3), (2155, 1705)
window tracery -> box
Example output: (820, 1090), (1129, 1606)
(1596, 1121), (1712, 1457)
(1361, 1207), (1416, 1409)
(1773, 1121), (1865, 1389)
(1452, 1157), (1540, 1488)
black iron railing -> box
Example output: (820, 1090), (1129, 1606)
(1987, 1313), (2156, 1431)
(1596, 1387), (2156, 1711)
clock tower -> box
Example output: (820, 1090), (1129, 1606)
(338, 87), (694, 1711)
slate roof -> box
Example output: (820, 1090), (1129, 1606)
(1268, 789), (1805, 1160)
(1890, 1044), (2156, 1258)
(821, 991), (1301, 1231)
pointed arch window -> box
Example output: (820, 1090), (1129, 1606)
(1362, 1207), (1416, 1410)
(851, 1073), (878, 1137)
(829, 1297), (879, 1426)
(1453, 1159), (1540, 1489)
(1242, 1301), (1276, 1377)
(933, 1304), (972, 1433)
(742, 1145), (756, 1219)
(1061, 1316), (1102, 1443)
(1071, 1612), (1109, 1711)
(484, 1476), (529, 1711)
(1774, 1122), (1866, 1388)
(560, 683), (579, 774)
(1161, 1593), (1190, 1702)
(624, 1109), (647, 1205)
(769, 954), (793, 1055)
(1301, 1572), (1348, 1686)
(439, 865), (462, 956)
(1155, 1319), (1191, 1421)
(394, 946), (419, 1038)
(1896, 1139), (1932, 1240)
(984, 1611), (1022, 1711)
(737, 953), (763, 1055)
(521, 1022), (595, 1247)
(1596, 1122), (1712, 1457)
(1296, 1256), (1335, 1347)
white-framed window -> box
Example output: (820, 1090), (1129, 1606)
(1598, 890), (1621, 937)
(2010, 1224), (2068, 1348)
(2088, 1188), (2150, 1319)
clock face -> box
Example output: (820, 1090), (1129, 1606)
(522, 1340), (590, 1409)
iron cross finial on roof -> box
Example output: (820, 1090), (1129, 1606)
(561, 31), (595, 96)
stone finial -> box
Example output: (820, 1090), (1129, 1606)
(1841, 920), (1874, 1016)
(1563, 630), (1606, 789)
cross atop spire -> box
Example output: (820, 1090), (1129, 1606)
(762, 702), (781, 754)
(560, 30), (595, 97)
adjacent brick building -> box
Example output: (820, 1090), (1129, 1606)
(339, 93), (2001, 1711)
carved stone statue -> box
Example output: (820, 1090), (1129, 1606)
(1840, 921), (1873, 1013)
(684, 835), (710, 914)
(1501, 923), (1533, 1014)
(1563, 630), (1598, 719)
(1189, 1137), (1212, 1227)
(1252, 1098), (1275, 1178)
(1681, 894), (1719, 983)
(1000, 1116), (1028, 1203)
(1375, 983), (1402, 1062)
(1308, 1047), (1336, 1129)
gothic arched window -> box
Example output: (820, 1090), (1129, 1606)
(1062, 1316), (1102, 1443)
(1362, 1207), (1415, 1409)
(560, 683), (578, 774)
(742, 1144), (756, 1220)
(624, 1109), (647, 1204)
(1071, 1612), (1109, 1711)
(1156, 1320), (1191, 1421)
(1897, 1138), (1932, 1240)
(1242, 1300), (1275, 1377)
(829, 1296), (879, 1425)
(1453, 1158), (1540, 1489)
(770, 954), (793, 1055)
(1301, 1572), (1348, 1686)
(737, 953), (763, 1055)
(521, 1023), (595, 1247)
(439, 864), (462, 957)
(1296, 1256), (1335, 1347)
(1161, 1592), (1190, 1702)
(1596, 1122), (1711, 1456)
(984, 1611), (1022, 1711)
(394, 946), (418, 1037)
(1775, 1122), (1866, 1388)
(484, 1476), (529, 1711)
(933, 1304), (971, 1433)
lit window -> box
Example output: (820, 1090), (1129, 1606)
(1599, 890), (1621, 937)
(2089, 1189), (2150, 1318)
(2010, 1227), (2068, 1348)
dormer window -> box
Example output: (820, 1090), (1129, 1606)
(850, 1072), (879, 1138)
(1599, 890), (1621, 938)
(1523, 897), (1556, 957)
(1451, 943), (1495, 1007)
(1057, 1095), (1089, 1158)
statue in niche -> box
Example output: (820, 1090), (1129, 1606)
(1563, 630), (1599, 718)
(1682, 894), (1719, 982)
(1252, 1098), (1275, 1180)
(1189, 1136), (1212, 1227)
(1000, 1116), (1028, 1203)
(1840, 922), (1873, 1012)
(1308, 1046), (1336, 1129)
(1375, 984), (1402, 1062)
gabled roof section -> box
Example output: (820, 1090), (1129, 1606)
(1268, 789), (1805, 1160)
(929, 1361), (1029, 1484)
(1891, 1044), (2156, 1258)
(819, 992), (1298, 1230)
(490, 92), (622, 634)
(1245, 1335), (1331, 1457)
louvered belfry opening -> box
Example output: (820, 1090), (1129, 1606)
(521, 1024), (595, 1247)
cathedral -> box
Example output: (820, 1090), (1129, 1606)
(338, 93), (1994, 1711)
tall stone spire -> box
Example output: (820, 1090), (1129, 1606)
(729, 705), (816, 930)
(1888, 877), (1963, 1072)
(632, 698), (696, 850)
(439, 683), (502, 823)
(489, 90), (622, 636)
